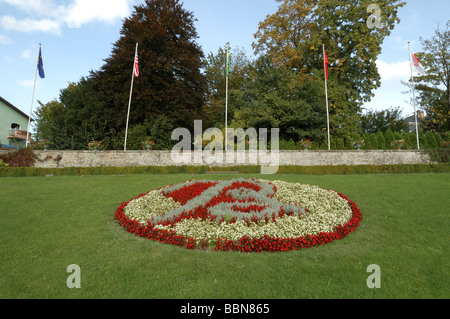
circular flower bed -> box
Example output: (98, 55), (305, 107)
(114, 179), (362, 253)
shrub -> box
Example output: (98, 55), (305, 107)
(401, 132), (412, 149)
(426, 142), (450, 163)
(384, 129), (395, 149)
(409, 132), (418, 149)
(418, 130), (427, 148)
(279, 139), (297, 150)
(0, 148), (36, 167)
(2, 163), (449, 177)
(361, 133), (370, 150)
(298, 139), (313, 150)
(331, 137), (344, 150)
(368, 133), (378, 149)
(435, 133), (444, 147)
(0, 159), (9, 167)
(445, 131), (450, 141)
(391, 139), (407, 150)
(376, 131), (385, 150)
(425, 131), (437, 149)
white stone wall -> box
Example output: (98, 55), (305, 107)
(10, 150), (432, 168)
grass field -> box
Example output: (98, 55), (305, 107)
(0, 173), (449, 299)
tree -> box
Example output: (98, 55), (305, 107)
(229, 55), (328, 142)
(34, 0), (207, 150)
(376, 131), (385, 149)
(360, 107), (407, 134)
(33, 99), (67, 149)
(203, 46), (252, 128)
(253, 0), (405, 138)
(253, 0), (317, 71)
(34, 77), (107, 150)
(384, 128), (395, 148)
(404, 21), (449, 132)
(92, 0), (207, 133)
(425, 130), (438, 148)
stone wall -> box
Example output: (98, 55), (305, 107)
(0, 150), (432, 168)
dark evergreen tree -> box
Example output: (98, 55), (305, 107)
(92, 0), (207, 133)
(35, 0), (206, 149)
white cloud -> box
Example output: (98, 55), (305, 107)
(1, 15), (61, 34)
(376, 59), (411, 82)
(0, 0), (132, 34)
(65, 0), (131, 28)
(363, 60), (415, 114)
(0, 0), (66, 18)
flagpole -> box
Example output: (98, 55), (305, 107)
(124, 42), (138, 151)
(26, 44), (41, 147)
(225, 42), (229, 152)
(323, 44), (331, 151)
(408, 42), (420, 150)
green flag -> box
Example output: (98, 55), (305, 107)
(226, 48), (230, 77)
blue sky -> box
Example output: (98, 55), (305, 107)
(0, 0), (449, 130)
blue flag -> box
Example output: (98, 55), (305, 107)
(38, 46), (45, 79)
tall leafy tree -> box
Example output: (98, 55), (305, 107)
(230, 55), (327, 142)
(92, 0), (207, 133)
(203, 46), (252, 128)
(34, 77), (107, 149)
(253, 0), (405, 139)
(253, 0), (318, 71)
(34, 99), (66, 148)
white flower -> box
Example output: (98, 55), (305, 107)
(124, 189), (181, 225)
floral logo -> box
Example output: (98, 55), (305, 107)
(114, 179), (362, 252)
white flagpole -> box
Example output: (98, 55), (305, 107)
(225, 42), (229, 152)
(26, 44), (41, 147)
(124, 42), (138, 151)
(408, 42), (420, 150)
(323, 44), (331, 151)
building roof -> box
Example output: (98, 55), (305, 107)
(404, 114), (419, 123)
(0, 96), (33, 121)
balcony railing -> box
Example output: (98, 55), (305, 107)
(7, 129), (28, 140)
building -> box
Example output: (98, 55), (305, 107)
(0, 96), (33, 149)
(403, 110), (425, 133)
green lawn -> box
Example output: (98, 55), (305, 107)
(0, 173), (448, 299)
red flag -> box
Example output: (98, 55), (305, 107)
(134, 52), (139, 77)
(409, 46), (425, 75)
(324, 48), (329, 79)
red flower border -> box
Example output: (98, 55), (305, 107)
(114, 182), (362, 253)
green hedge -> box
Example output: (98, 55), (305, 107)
(277, 130), (450, 151)
(1, 163), (449, 177)
(276, 164), (450, 174)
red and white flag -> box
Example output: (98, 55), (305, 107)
(409, 46), (425, 75)
(134, 52), (139, 77)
